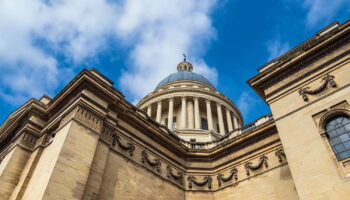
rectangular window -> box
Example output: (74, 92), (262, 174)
(201, 118), (208, 130)
(173, 117), (177, 129)
(165, 117), (177, 129)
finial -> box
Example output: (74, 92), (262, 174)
(182, 53), (187, 62)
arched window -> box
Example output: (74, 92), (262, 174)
(325, 116), (350, 160)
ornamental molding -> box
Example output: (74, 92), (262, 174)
(112, 133), (135, 156)
(260, 32), (350, 94)
(299, 74), (337, 101)
(42, 132), (55, 147)
(141, 150), (161, 172)
(167, 165), (184, 185)
(187, 175), (212, 189)
(19, 132), (38, 150)
(138, 88), (238, 112)
(244, 155), (268, 176)
(318, 108), (350, 131)
(217, 167), (238, 187)
(275, 149), (286, 162)
(59, 106), (103, 133)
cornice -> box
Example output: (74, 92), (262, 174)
(248, 20), (350, 100)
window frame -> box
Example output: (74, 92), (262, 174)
(325, 115), (350, 161)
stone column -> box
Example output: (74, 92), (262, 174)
(187, 99), (194, 129)
(194, 97), (201, 129)
(216, 103), (225, 135)
(156, 101), (162, 123)
(206, 99), (213, 131)
(233, 115), (239, 129)
(226, 109), (233, 132)
(147, 105), (152, 117)
(167, 98), (174, 129)
(181, 97), (187, 128)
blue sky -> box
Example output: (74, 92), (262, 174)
(0, 0), (349, 124)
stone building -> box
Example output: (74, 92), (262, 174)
(0, 20), (350, 200)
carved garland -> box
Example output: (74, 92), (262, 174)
(275, 149), (286, 162)
(299, 74), (337, 101)
(167, 166), (184, 185)
(112, 134), (135, 156)
(245, 155), (268, 176)
(217, 167), (238, 187)
(141, 150), (161, 172)
(187, 176), (212, 189)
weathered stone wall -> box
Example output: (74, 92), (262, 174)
(268, 40), (350, 199)
(213, 165), (298, 200)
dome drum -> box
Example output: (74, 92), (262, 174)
(138, 91), (242, 142)
(137, 60), (243, 142)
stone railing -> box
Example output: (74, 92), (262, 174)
(178, 113), (274, 150)
(134, 106), (273, 150)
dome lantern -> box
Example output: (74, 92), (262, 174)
(177, 54), (193, 72)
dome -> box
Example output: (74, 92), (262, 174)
(156, 71), (214, 89)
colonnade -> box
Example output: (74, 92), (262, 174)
(145, 97), (240, 135)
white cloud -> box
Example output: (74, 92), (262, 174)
(117, 0), (218, 102)
(0, 0), (218, 106)
(302, 0), (348, 27)
(0, 0), (120, 104)
(237, 91), (260, 119)
(266, 39), (290, 61)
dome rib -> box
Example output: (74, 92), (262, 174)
(156, 71), (213, 89)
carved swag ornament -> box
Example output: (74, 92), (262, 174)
(167, 166), (184, 185)
(245, 155), (268, 176)
(187, 176), (212, 189)
(299, 74), (336, 101)
(217, 167), (238, 187)
(112, 134), (135, 156)
(275, 149), (286, 162)
(141, 150), (161, 172)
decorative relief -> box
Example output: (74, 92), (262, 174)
(42, 132), (55, 146)
(167, 165), (184, 185)
(101, 126), (114, 143)
(20, 133), (37, 149)
(74, 106), (103, 132)
(244, 155), (268, 176)
(141, 150), (161, 172)
(343, 160), (350, 167)
(275, 149), (286, 162)
(299, 74), (337, 101)
(60, 106), (103, 133)
(187, 176), (212, 189)
(112, 134), (135, 156)
(217, 167), (238, 187)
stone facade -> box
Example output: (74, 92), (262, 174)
(0, 20), (350, 200)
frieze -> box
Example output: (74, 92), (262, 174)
(60, 106), (103, 133)
(167, 165), (184, 185)
(112, 134), (135, 156)
(245, 155), (268, 176)
(299, 74), (337, 101)
(20, 132), (37, 150)
(141, 150), (161, 172)
(275, 149), (286, 162)
(217, 167), (238, 187)
(187, 175), (212, 189)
